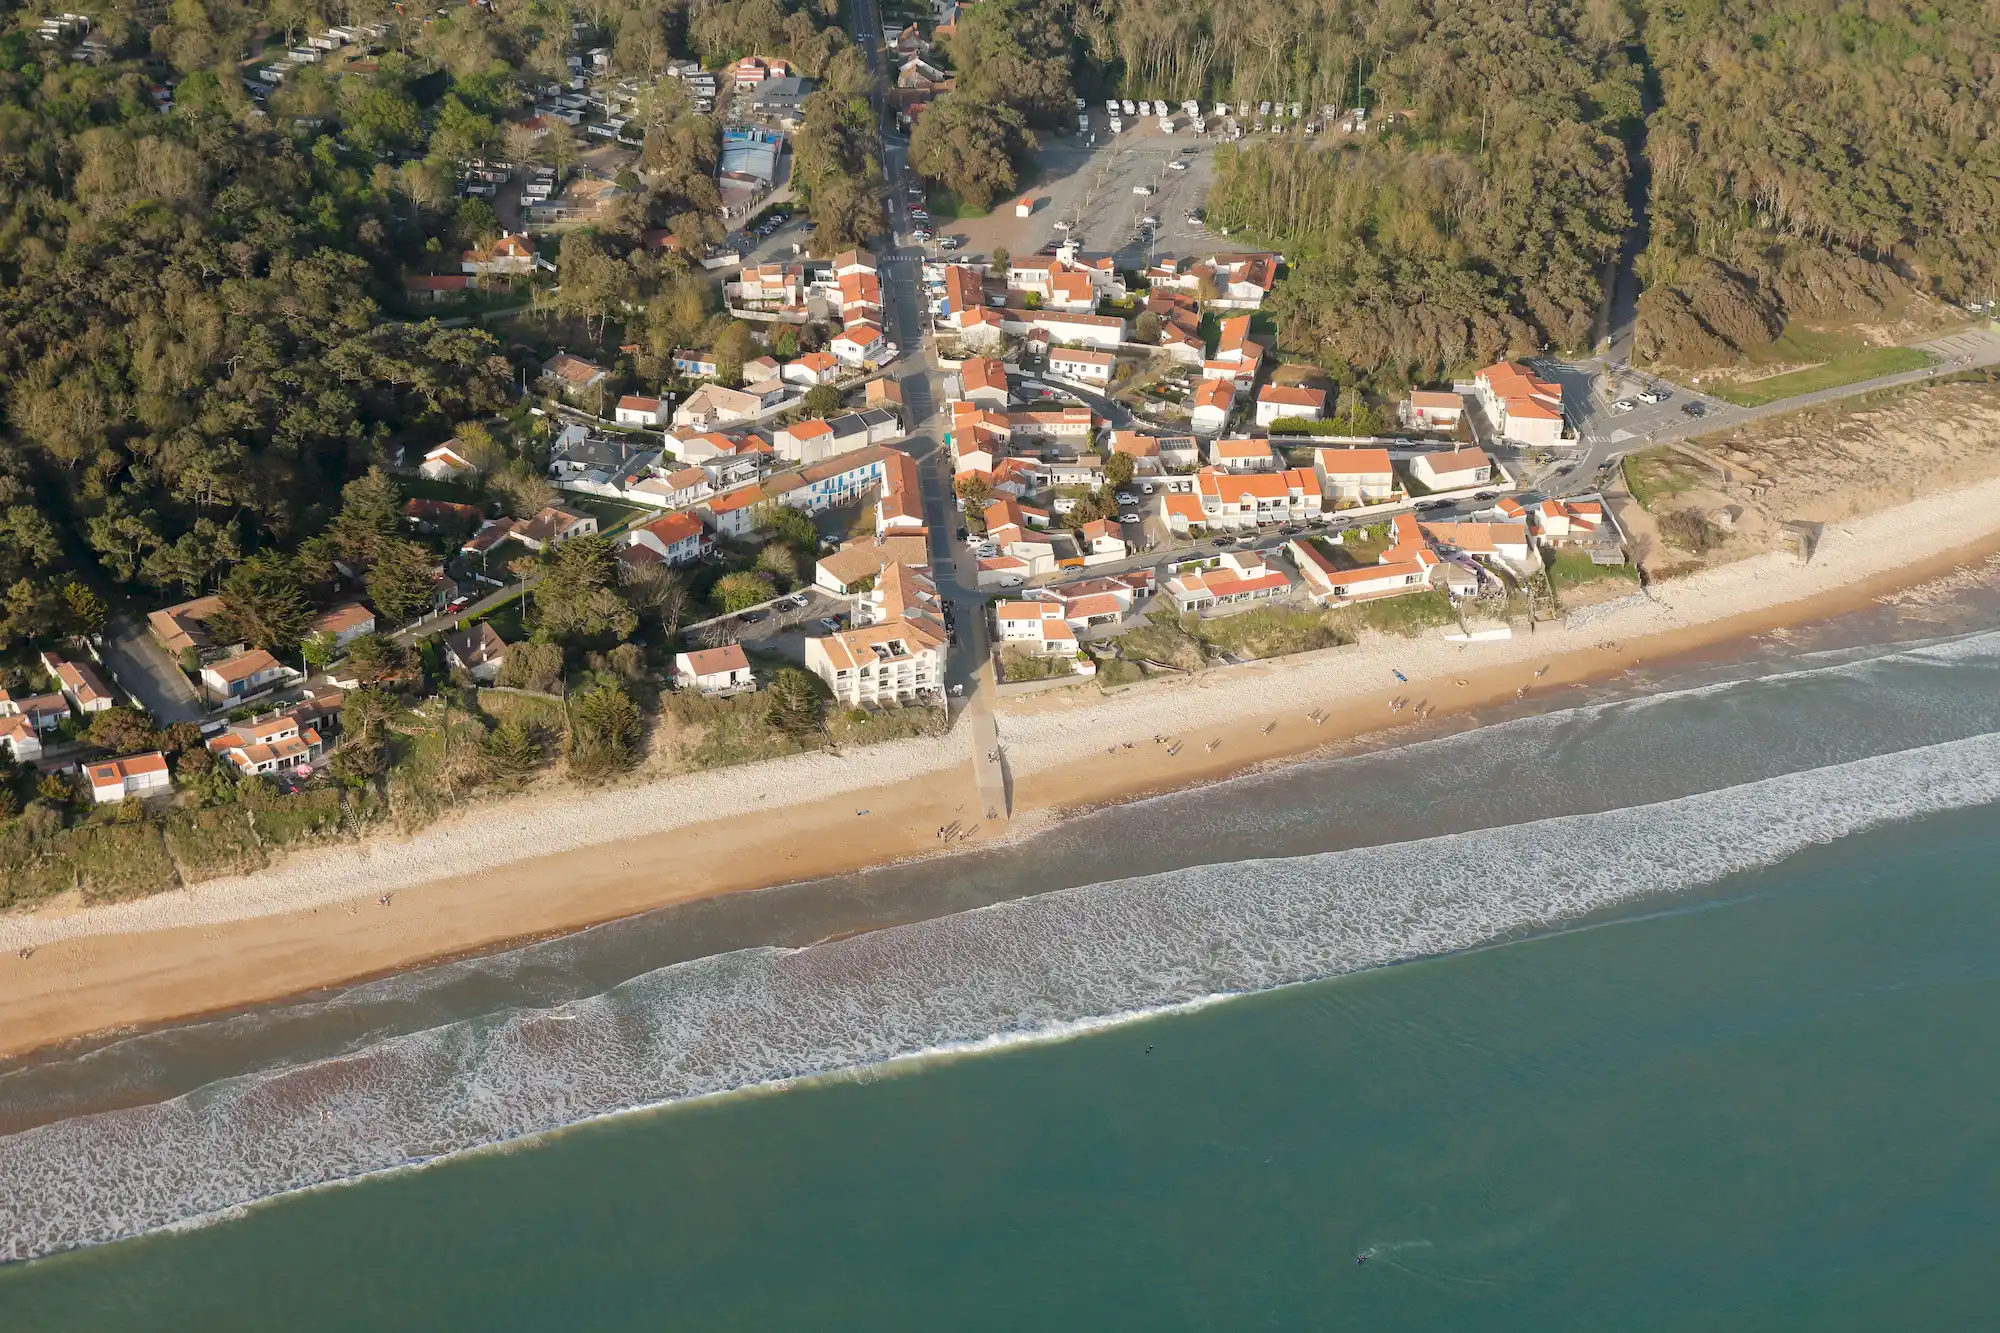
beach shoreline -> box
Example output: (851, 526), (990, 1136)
(3, 480), (2000, 1062)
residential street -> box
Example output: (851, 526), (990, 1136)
(98, 615), (204, 725)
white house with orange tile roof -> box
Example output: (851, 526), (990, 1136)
(41, 651), (113, 714)
(615, 394), (668, 427)
(621, 510), (708, 570)
(949, 401), (1010, 474)
(1190, 377), (1234, 434)
(815, 532), (931, 594)
(1192, 253), (1279, 308)
(0, 710), (44, 762)
(674, 383), (787, 430)
(837, 271), (883, 320)
(1159, 491), (1208, 534)
(831, 249), (877, 278)
(1195, 466), (1324, 531)
(1473, 362), (1568, 448)
(87, 751), (172, 803)
(983, 495), (1052, 545)
(831, 322), (885, 366)
(306, 603), (376, 649)
(1048, 347), (1115, 386)
(1106, 431), (1162, 475)
(1402, 389), (1466, 431)
(1213, 314), (1255, 363)
(419, 441), (480, 481)
(1006, 406), (1094, 442)
(1208, 437), (1277, 472)
(1079, 518), (1128, 562)
(462, 231), (538, 277)
(1003, 308), (1126, 349)
(626, 464), (714, 512)
(805, 595), (945, 707)
(673, 643), (756, 695)
(1530, 497), (1608, 546)
(199, 648), (291, 704)
(1288, 534), (1439, 608)
(206, 709), (325, 776)
(1165, 548), (1291, 614)
(958, 356), (1010, 405)
(994, 600), (1078, 654)
(699, 483), (772, 538)
(1419, 519), (1534, 572)
(975, 553), (1033, 588)
(1255, 384), (1327, 427)
(874, 450), (927, 535)
(782, 351), (840, 386)
(1312, 448), (1401, 506)
(1409, 447), (1493, 492)
(1026, 572), (1152, 631)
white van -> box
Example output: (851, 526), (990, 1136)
(1132, 184), (1153, 195)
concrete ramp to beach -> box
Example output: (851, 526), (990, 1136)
(967, 699), (1008, 822)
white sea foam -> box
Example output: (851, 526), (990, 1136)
(3, 729), (1999, 1262)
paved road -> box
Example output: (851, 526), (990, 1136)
(1524, 325), (2000, 496)
(851, 0), (1012, 810)
(394, 575), (529, 646)
(98, 615), (205, 724)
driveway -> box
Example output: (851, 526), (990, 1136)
(99, 615), (205, 724)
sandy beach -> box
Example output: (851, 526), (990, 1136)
(4, 477), (2000, 1059)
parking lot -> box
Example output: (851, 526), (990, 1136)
(928, 117), (1223, 268)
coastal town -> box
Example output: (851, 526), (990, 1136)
(4, 1), (1998, 909)
(5, 0), (2000, 1309)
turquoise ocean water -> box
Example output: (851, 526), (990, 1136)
(3, 586), (2000, 1328)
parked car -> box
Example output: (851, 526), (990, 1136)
(818, 617), (842, 632)
(956, 527), (968, 542)
(1681, 401), (1706, 417)
(786, 593), (810, 609)
(1473, 491), (1497, 501)
(739, 610), (767, 624)
(1167, 160), (1188, 171)
(1210, 535), (1235, 546)
(1114, 491), (1136, 505)
(1639, 388), (1670, 404)
(1132, 184), (1153, 195)
(1612, 398), (1636, 413)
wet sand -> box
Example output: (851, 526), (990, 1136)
(2, 515), (1999, 1062)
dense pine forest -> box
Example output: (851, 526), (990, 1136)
(1635, 0), (1999, 363)
(0, 0), (867, 646)
(931, 0), (1996, 377)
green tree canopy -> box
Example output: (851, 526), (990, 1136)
(218, 554), (313, 654)
(535, 536), (639, 643)
(909, 95), (1032, 210)
(713, 570), (776, 613)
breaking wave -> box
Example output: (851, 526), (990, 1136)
(5, 728), (2000, 1262)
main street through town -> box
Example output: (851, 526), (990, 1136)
(850, 0), (1009, 816)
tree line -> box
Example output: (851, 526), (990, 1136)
(1634, 0), (2000, 364)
